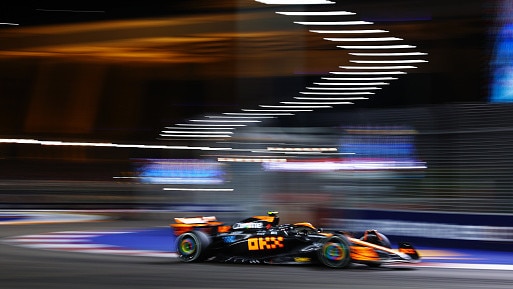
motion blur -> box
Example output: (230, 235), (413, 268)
(0, 1), (512, 281)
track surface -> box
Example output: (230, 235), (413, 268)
(1, 218), (513, 289)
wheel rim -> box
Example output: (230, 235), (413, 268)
(318, 237), (350, 268)
(323, 242), (345, 261)
(179, 236), (197, 258)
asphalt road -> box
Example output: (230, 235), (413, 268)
(1, 220), (513, 289)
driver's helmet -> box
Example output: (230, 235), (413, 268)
(267, 211), (280, 226)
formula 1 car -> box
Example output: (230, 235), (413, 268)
(170, 211), (420, 268)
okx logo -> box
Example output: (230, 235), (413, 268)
(248, 236), (284, 251)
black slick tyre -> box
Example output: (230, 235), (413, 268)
(175, 230), (211, 262)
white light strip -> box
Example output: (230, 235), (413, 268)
(0, 23), (20, 26)
(350, 60), (428, 64)
(0, 138), (233, 151)
(259, 105), (332, 108)
(224, 112), (294, 116)
(256, 0), (335, 4)
(276, 11), (355, 16)
(268, 147), (337, 152)
(163, 188), (234, 192)
(242, 109), (313, 112)
(159, 134), (232, 138)
(325, 37), (402, 42)
(311, 82), (388, 86)
(161, 131), (233, 134)
(340, 65), (417, 70)
(310, 29), (388, 34)
(350, 52), (427, 56)
(337, 45), (416, 49)
(176, 123), (247, 127)
(330, 71), (407, 75)
(299, 91), (374, 95)
(205, 115), (275, 119)
(165, 126), (236, 130)
(190, 119), (261, 123)
(218, 157), (287, 163)
(309, 85), (381, 90)
(322, 77), (398, 81)
(294, 96), (369, 100)
(295, 21), (373, 26)
(280, 101), (353, 105)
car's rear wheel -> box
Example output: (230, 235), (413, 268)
(317, 235), (351, 268)
(175, 230), (211, 262)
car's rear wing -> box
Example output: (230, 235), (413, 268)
(170, 216), (230, 236)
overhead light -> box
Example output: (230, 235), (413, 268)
(256, 0), (335, 4)
(308, 85), (381, 90)
(339, 65), (417, 69)
(161, 131), (234, 134)
(160, 134), (232, 138)
(205, 115), (276, 119)
(268, 147), (337, 152)
(276, 11), (355, 16)
(337, 45), (416, 49)
(324, 37), (402, 41)
(259, 105), (333, 108)
(163, 188), (234, 192)
(310, 82), (389, 86)
(176, 123), (247, 127)
(280, 101), (353, 105)
(223, 112), (295, 116)
(349, 52), (427, 56)
(350, 60), (428, 64)
(218, 157), (287, 163)
(330, 71), (407, 75)
(294, 96), (369, 100)
(299, 91), (374, 95)
(242, 109), (313, 112)
(165, 126), (236, 130)
(295, 21), (372, 25)
(321, 77), (397, 81)
(310, 29), (388, 34)
(190, 119), (261, 123)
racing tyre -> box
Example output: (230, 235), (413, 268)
(176, 230), (211, 262)
(317, 235), (351, 268)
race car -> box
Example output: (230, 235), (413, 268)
(170, 211), (420, 268)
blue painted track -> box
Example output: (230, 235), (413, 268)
(92, 228), (176, 252)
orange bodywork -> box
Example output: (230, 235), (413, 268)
(349, 246), (380, 261)
(170, 216), (230, 236)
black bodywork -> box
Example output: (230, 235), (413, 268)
(173, 213), (419, 268)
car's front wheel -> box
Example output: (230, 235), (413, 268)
(175, 230), (211, 262)
(317, 235), (351, 268)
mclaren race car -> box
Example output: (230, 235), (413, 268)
(170, 211), (420, 268)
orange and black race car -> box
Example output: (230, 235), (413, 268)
(170, 211), (420, 268)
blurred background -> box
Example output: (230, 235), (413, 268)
(0, 0), (512, 246)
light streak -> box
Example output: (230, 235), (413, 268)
(295, 21), (372, 25)
(276, 11), (355, 16)
(310, 29), (388, 34)
(324, 37), (402, 41)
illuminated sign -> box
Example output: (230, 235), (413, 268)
(247, 236), (284, 251)
(134, 158), (225, 184)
